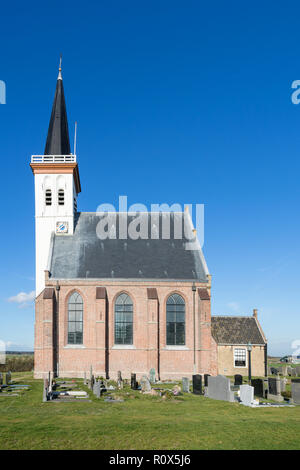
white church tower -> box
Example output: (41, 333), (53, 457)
(30, 60), (81, 297)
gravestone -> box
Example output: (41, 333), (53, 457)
(287, 366), (292, 376)
(204, 374), (210, 387)
(270, 367), (278, 375)
(91, 374), (95, 390)
(117, 371), (123, 389)
(149, 368), (156, 384)
(240, 385), (256, 406)
(84, 372), (87, 385)
(234, 374), (243, 386)
(291, 379), (300, 405)
(281, 365), (288, 376)
(182, 377), (190, 393)
(6, 371), (11, 385)
(140, 375), (151, 392)
(93, 381), (101, 398)
(280, 378), (287, 392)
(251, 378), (264, 398)
(192, 374), (202, 395)
(0, 373), (3, 386)
(131, 373), (137, 390)
(291, 368), (297, 377)
(267, 366), (272, 376)
(206, 375), (234, 402)
(268, 377), (283, 402)
(43, 378), (48, 402)
(296, 366), (300, 376)
(90, 365), (93, 380)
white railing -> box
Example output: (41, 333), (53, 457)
(31, 155), (76, 163)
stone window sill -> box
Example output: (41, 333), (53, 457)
(163, 346), (189, 350)
(64, 345), (86, 349)
(112, 345), (136, 350)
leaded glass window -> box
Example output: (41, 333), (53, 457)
(114, 293), (133, 345)
(234, 348), (246, 367)
(166, 294), (185, 345)
(68, 292), (83, 345)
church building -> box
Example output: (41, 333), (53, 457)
(31, 63), (267, 380)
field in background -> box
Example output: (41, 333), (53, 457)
(0, 372), (300, 450)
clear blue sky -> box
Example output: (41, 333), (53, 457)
(0, 1), (299, 356)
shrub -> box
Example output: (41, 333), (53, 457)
(0, 355), (34, 372)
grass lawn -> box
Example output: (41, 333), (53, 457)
(0, 372), (300, 450)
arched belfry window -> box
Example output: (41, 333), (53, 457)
(166, 294), (185, 345)
(58, 189), (65, 206)
(68, 292), (83, 345)
(45, 189), (52, 206)
(114, 293), (133, 345)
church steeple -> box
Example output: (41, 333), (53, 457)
(44, 56), (71, 155)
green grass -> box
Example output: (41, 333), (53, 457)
(0, 372), (300, 450)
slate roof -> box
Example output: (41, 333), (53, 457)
(211, 316), (266, 345)
(44, 71), (71, 155)
(49, 212), (209, 281)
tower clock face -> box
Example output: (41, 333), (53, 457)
(56, 221), (69, 234)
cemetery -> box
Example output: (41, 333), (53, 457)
(1, 366), (300, 449)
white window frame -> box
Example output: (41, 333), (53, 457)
(233, 347), (247, 368)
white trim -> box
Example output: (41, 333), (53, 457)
(64, 344), (86, 349)
(163, 346), (189, 351)
(31, 155), (76, 163)
(111, 345), (136, 350)
(233, 347), (247, 368)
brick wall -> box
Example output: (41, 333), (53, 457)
(34, 279), (216, 379)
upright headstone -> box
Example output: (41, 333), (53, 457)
(281, 365), (288, 376)
(0, 373), (3, 386)
(251, 378), (264, 398)
(204, 374), (210, 387)
(280, 378), (287, 392)
(6, 371), (11, 385)
(291, 379), (300, 404)
(234, 374), (243, 386)
(296, 366), (300, 376)
(192, 374), (202, 395)
(91, 374), (95, 390)
(131, 373), (137, 390)
(140, 375), (151, 392)
(268, 377), (283, 402)
(93, 381), (101, 398)
(90, 365), (93, 380)
(291, 368), (297, 377)
(206, 375), (234, 402)
(84, 372), (87, 385)
(149, 368), (156, 384)
(43, 378), (48, 402)
(182, 377), (190, 393)
(117, 371), (123, 389)
(240, 385), (256, 406)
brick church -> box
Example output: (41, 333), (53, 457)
(31, 63), (267, 380)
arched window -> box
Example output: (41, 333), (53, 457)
(45, 189), (52, 206)
(58, 189), (65, 205)
(166, 294), (185, 345)
(114, 293), (133, 345)
(68, 292), (83, 344)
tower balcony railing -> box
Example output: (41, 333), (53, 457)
(31, 155), (77, 163)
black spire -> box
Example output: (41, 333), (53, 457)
(44, 57), (71, 155)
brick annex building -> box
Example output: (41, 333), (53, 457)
(31, 64), (267, 380)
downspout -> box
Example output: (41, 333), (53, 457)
(55, 281), (60, 378)
(264, 343), (268, 377)
(157, 300), (160, 381)
(192, 282), (196, 373)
